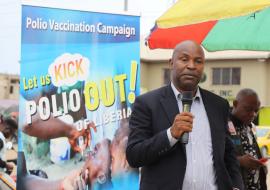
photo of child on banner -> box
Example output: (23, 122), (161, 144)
(18, 101), (139, 190)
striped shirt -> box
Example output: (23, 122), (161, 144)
(167, 83), (217, 190)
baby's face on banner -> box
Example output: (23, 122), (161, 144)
(94, 139), (111, 173)
(110, 136), (128, 177)
(82, 138), (111, 185)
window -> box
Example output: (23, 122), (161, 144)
(163, 68), (171, 85)
(232, 68), (241, 84)
(212, 67), (240, 85)
(10, 79), (19, 84)
(10, 86), (13, 94)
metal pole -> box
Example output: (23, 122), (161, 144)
(124, 0), (128, 11)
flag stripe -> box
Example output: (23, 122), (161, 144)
(157, 0), (270, 28)
(148, 21), (217, 49)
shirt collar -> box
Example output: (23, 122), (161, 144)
(170, 82), (201, 102)
(229, 113), (254, 130)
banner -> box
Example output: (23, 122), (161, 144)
(18, 5), (140, 190)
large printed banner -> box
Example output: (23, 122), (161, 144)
(18, 5), (140, 190)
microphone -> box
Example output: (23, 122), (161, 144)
(180, 91), (193, 144)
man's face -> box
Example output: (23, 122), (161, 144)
(170, 41), (205, 92)
(234, 95), (260, 125)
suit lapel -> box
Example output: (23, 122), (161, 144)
(200, 89), (220, 159)
(160, 85), (179, 126)
(160, 85), (187, 155)
(201, 89), (216, 132)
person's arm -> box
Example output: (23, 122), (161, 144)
(223, 101), (244, 190)
(24, 170), (86, 190)
(24, 175), (62, 190)
(23, 116), (96, 152)
(23, 117), (72, 140)
(224, 134), (244, 190)
(237, 154), (264, 169)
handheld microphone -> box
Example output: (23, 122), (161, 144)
(180, 91), (193, 144)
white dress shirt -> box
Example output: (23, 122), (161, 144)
(167, 83), (217, 190)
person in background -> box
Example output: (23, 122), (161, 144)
(0, 116), (18, 144)
(229, 88), (267, 190)
(126, 40), (244, 190)
(0, 117), (16, 190)
(0, 132), (15, 173)
(0, 116), (16, 170)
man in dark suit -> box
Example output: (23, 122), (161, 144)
(126, 40), (244, 190)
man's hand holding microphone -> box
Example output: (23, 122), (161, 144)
(170, 112), (194, 141)
(170, 91), (194, 144)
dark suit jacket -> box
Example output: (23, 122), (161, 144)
(126, 85), (244, 190)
